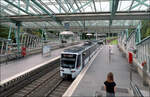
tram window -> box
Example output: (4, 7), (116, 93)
(61, 54), (76, 69)
(61, 60), (75, 68)
(62, 54), (76, 58)
(77, 55), (81, 68)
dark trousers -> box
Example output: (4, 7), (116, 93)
(106, 92), (115, 97)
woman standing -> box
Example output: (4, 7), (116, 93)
(104, 72), (116, 97)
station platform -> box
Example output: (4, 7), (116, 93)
(0, 43), (82, 83)
(64, 45), (149, 97)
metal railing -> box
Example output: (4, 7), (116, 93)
(137, 36), (150, 72)
(126, 31), (136, 53)
(119, 29), (150, 73)
(130, 81), (144, 97)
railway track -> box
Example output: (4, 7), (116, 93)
(0, 58), (60, 97)
(10, 67), (72, 97)
(45, 78), (72, 97)
(0, 59), (73, 97)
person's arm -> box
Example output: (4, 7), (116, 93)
(104, 85), (106, 91)
(104, 81), (107, 91)
(114, 86), (116, 93)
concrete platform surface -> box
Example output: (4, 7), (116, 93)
(71, 45), (150, 97)
(0, 43), (82, 82)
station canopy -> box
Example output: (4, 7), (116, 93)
(0, 0), (150, 33)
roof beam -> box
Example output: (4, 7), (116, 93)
(74, 0), (93, 12)
(38, 0), (55, 14)
(65, 0), (83, 26)
(55, 0), (68, 13)
(128, 0), (135, 12)
(130, 0), (149, 10)
(41, 26), (136, 32)
(4, 0), (33, 15)
(110, 0), (119, 25)
(1, 4), (18, 15)
(92, 0), (97, 12)
(1, 11), (149, 22)
(31, 0), (62, 25)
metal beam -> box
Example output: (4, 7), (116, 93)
(92, 0), (97, 12)
(31, 0), (62, 25)
(55, 0), (68, 13)
(18, 0), (20, 15)
(65, 0), (83, 26)
(4, 0), (33, 15)
(26, 0), (30, 12)
(1, 11), (149, 22)
(4, 0), (62, 27)
(130, 0), (148, 10)
(38, 0), (55, 14)
(74, 0), (93, 12)
(74, 0), (82, 12)
(128, 0), (135, 12)
(44, 26), (136, 33)
(4, 26), (134, 33)
(110, 0), (119, 25)
(135, 0), (149, 7)
(1, 4), (18, 15)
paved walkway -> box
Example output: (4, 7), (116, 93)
(72, 45), (149, 96)
(0, 43), (82, 82)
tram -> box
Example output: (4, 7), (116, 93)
(60, 41), (99, 78)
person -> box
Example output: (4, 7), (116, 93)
(108, 45), (112, 63)
(104, 72), (116, 97)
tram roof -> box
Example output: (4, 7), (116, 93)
(63, 45), (91, 53)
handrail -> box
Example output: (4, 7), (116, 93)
(126, 31), (135, 42)
(130, 81), (144, 97)
(136, 36), (150, 46)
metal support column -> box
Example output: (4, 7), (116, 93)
(136, 22), (141, 44)
(16, 22), (21, 53)
(96, 32), (98, 40)
(126, 29), (129, 40)
(6, 24), (12, 54)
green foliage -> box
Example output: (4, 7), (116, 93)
(128, 28), (135, 35)
(109, 39), (118, 45)
(141, 20), (150, 40)
(0, 25), (15, 39)
(0, 25), (9, 38)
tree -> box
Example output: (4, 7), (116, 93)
(141, 20), (150, 39)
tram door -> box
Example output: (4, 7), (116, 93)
(76, 55), (82, 75)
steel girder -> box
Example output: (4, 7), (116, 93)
(128, 0), (135, 12)
(55, 0), (68, 13)
(1, 11), (149, 22)
(92, 0), (97, 12)
(43, 26), (136, 33)
(74, 0), (93, 12)
(4, 0), (62, 26)
(63, 0), (82, 26)
(130, 0), (149, 10)
(110, 0), (119, 25)
(4, 0), (33, 15)
(30, 0), (62, 25)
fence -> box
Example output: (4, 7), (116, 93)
(118, 25), (150, 73)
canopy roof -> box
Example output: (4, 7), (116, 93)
(60, 31), (74, 35)
(0, 0), (150, 33)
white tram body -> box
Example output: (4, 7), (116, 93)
(60, 41), (99, 78)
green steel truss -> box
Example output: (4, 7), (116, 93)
(0, 0), (149, 31)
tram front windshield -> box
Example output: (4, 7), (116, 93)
(61, 54), (76, 68)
